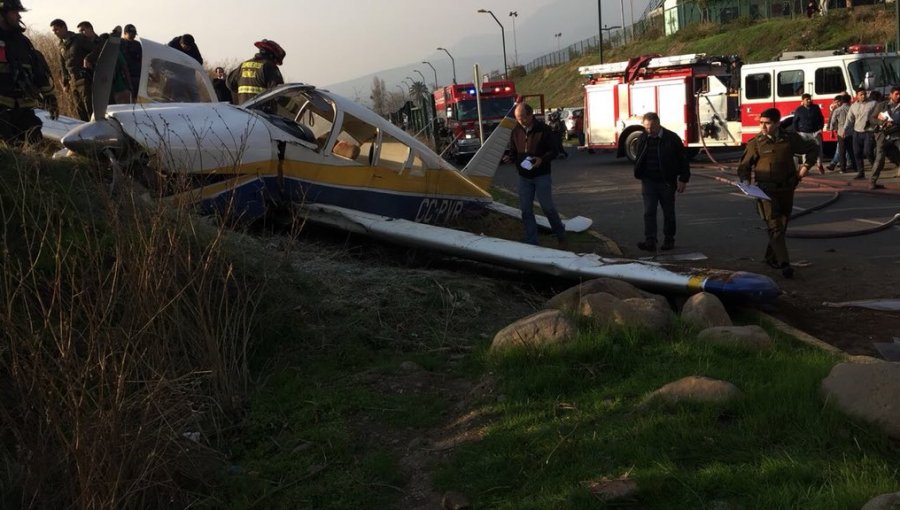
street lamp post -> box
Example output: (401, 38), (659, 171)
(555, 32), (562, 52)
(597, 0), (603, 63)
(413, 69), (427, 85)
(436, 47), (457, 84)
(477, 9), (508, 79)
(508, 11), (518, 67)
(421, 61), (438, 89)
(620, 0), (627, 44)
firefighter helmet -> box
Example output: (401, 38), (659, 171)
(254, 39), (286, 66)
(0, 0), (28, 12)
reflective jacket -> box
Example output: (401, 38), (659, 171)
(227, 55), (283, 104)
(0, 26), (55, 109)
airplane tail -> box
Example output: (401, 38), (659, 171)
(460, 113), (516, 190)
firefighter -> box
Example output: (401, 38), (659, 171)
(0, 0), (58, 145)
(737, 108), (818, 279)
(227, 39), (285, 104)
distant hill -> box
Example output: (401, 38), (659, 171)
(513, 5), (896, 109)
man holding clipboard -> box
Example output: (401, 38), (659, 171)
(737, 108), (819, 279)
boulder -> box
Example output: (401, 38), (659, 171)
(546, 278), (663, 312)
(681, 292), (732, 329)
(490, 309), (577, 351)
(578, 293), (672, 334)
(696, 325), (773, 350)
(860, 492), (900, 510)
(821, 362), (900, 439)
(646, 376), (742, 405)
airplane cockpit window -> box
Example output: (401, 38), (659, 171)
(247, 89), (335, 146)
(331, 112), (376, 164)
(146, 58), (213, 103)
(408, 154), (426, 176)
(379, 133), (411, 172)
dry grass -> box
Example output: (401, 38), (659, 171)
(0, 148), (266, 508)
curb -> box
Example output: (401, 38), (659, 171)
(754, 310), (846, 356)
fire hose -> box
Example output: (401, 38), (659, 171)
(694, 118), (900, 238)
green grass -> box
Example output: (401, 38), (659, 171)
(430, 323), (898, 509)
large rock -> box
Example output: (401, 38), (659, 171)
(490, 309), (577, 351)
(579, 293), (673, 333)
(821, 362), (900, 439)
(680, 292), (733, 329)
(645, 376), (742, 405)
(861, 492), (900, 510)
(696, 325), (773, 350)
(546, 278), (663, 312)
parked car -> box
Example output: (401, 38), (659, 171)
(563, 107), (584, 138)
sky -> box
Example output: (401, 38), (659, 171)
(25, 0), (653, 90)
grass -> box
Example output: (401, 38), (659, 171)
(4, 8), (900, 508)
(432, 322), (899, 509)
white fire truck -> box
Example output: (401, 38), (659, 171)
(578, 45), (900, 161)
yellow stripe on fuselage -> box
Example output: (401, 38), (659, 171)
(189, 158), (491, 200)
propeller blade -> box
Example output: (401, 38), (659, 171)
(90, 26), (122, 121)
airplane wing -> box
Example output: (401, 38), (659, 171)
(301, 204), (780, 303)
(36, 109), (85, 143)
(485, 201), (592, 233)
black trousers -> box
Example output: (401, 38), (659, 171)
(641, 179), (676, 243)
(0, 108), (43, 146)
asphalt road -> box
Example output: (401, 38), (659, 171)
(494, 147), (899, 276)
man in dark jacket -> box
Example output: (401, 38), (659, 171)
(227, 39), (285, 104)
(792, 93), (825, 173)
(121, 24), (141, 99)
(737, 107), (819, 278)
(505, 102), (566, 247)
(633, 112), (690, 252)
(0, 0), (57, 144)
(168, 34), (202, 64)
(50, 18), (95, 120)
(212, 66), (232, 103)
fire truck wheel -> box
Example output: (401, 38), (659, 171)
(624, 130), (643, 162)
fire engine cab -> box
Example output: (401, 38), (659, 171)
(579, 44), (900, 161)
(433, 80), (517, 162)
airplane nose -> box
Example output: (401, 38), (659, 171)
(61, 120), (125, 156)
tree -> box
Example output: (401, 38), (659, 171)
(369, 76), (388, 116)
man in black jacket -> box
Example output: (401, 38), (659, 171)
(633, 112), (690, 252)
(792, 93), (825, 173)
(505, 102), (567, 248)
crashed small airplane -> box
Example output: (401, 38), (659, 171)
(45, 29), (781, 303)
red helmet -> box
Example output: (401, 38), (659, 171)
(254, 39), (286, 66)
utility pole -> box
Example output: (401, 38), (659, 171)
(509, 11), (519, 67)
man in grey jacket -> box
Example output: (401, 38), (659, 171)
(826, 94), (854, 173)
(842, 88), (878, 180)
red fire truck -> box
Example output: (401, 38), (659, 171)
(578, 45), (899, 161)
(433, 80), (518, 162)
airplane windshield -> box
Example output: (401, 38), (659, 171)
(455, 97), (516, 121)
(145, 58), (213, 103)
(247, 88), (336, 145)
(848, 57), (900, 90)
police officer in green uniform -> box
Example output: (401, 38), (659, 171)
(737, 107), (818, 278)
(227, 39), (285, 105)
(0, 0), (57, 145)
